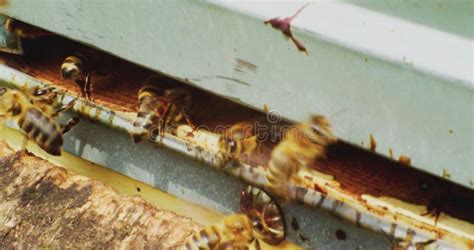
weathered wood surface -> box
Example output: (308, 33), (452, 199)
(0, 141), (201, 248)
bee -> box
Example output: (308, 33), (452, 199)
(25, 86), (80, 134)
(219, 122), (258, 161)
(387, 233), (436, 250)
(132, 75), (194, 143)
(421, 192), (444, 225)
(159, 86), (193, 134)
(0, 86), (78, 156)
(23, 86), (58, 112)
(184, 214), (254, 250)
(132, 82), (164, 143)
(389, 239), (436, 250)
(240, 185), (286, 245)
(266, 115), (336, 201)
(60, 49), (113, 100)
(417, 178), (474, 225)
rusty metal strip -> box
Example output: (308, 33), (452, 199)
(0, 64), (472, 249)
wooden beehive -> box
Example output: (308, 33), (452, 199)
(0, 23), (472, 249)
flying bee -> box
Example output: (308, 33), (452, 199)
(60, 49), (113, 100)
(0, 86), (79, 156)
(219, 121), (258, 161)
(266, 115), (336, 201)
(184, 214), (254, 250)
(132, 75), (194, 143)
(240, 185), (286, 245)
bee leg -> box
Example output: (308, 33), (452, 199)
(185, 116), (197, 131)
(434, 212), (441, 225)
(20, 133), (28, 152)
(52, 96), (79, 117)
(416, 239), (436, 248)
(157, 103), (172, 143)
(421, 207), (441, 225)
(61, 116), (80, 134)
(131, 133), (144, 144)
(84, 73), (92, 101)
(421, 183), (451, 226)
(75, 78), (87, 99)
(431, 209), (442, 225)
(254, 239), (261, 250)
(178, 109), (196, 132)
(158, 123), (166, 143)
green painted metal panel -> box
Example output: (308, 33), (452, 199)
(0, 0), (472, 188)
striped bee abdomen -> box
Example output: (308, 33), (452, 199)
(132, 83), (165, 143)
(138, 83), (164, 100)
(18, 107), (63, 156)
(185, 214), (253, 250)
(185, 226), (221, 250)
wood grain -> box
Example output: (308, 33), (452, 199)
(0, 141), (201, 248)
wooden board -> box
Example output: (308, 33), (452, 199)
(0, 141), (201, 248)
